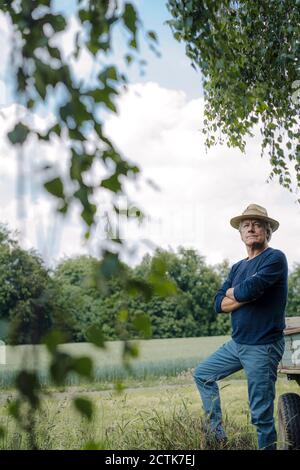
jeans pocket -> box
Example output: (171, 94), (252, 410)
(267, 339), (285, 362)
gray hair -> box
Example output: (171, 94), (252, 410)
(238, 219), (272, 242)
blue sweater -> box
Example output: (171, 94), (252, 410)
(214, 247), (288, 345)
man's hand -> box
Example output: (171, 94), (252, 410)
(221, 296), (250, 313)
(226, 287), (235, 300)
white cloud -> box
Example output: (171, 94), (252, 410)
(104, 82), (300, 270)
(0, 11), (12, 73)
(0, 82), (299, 272)
(0, 80), (7, 106)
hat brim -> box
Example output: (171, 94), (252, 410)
(230, 215), (279, 232)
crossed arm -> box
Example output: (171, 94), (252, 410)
(220, 287), (251, 314)
(220, 295), (250, 313)
(217, 254), (286, 314)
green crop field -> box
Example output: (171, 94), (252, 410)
(0, 335), (231, 388)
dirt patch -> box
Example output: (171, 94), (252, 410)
(0, 380), (248, 403)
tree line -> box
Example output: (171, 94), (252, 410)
(0, 224), (299, 345)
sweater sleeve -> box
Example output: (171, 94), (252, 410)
(214, 267), (235, 314)
(233, 251), (287, 303)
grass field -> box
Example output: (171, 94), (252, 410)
(0, 335), (299, 449)
(0, 378), (298, 450)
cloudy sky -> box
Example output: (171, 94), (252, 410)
(0, 0), (299, 272)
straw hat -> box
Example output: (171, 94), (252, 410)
(230, 204), (279, 232)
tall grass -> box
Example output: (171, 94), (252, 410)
(0, 374), (298, 450)
(105, 401), (257, 450)
(0, 395), (257, 450)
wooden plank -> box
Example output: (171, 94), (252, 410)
(284, 316), (300, 335)
(279, 368), (300, 374)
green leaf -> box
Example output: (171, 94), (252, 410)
(107, 66), (118, 80)
(88, 88), (118, 112)
(86, 325), (106, 348)
(123, 341), (139, 360)
(44, 330), (66, 354)
(50, 352), (73, 385)
(79, 9), (90, 23)
(81, 204), (97, 227)
(8, 400), (21, 420)
(34, 70), (47, 99)
(42, 14), (66, 33)
(99, 251), (123, 279)
(101, 173), (121, 192)
(98, 66), (118, 83)
(125, 54), (133, 65)
(147, 31), (158, 43)
(133, 313), (152, 338)
(40, 123), (62, 141)
(129, 37), (138, 49)
(27, 99), (35, 109)
(0, 426), (5, 439)
(72, 356), (93, 378)
(150, 277), (177, 297)
(126, 278), (153, 300)
(118, 309), (128, 323)
(58, 201), (69, 215)
(7, 123), (30, 145)
(147, 257), (178, 297)
(44, 177), (65, 199)
(48, 46), (61, 60)
(74, 397), (94, 421)
(83, 440), (104, 450)
(15, 371), (40, 407)
(114, 381), (125, 394)
(123, 3), (138, 35)
(150, 257), (167, 276)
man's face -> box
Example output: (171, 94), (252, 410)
(239, 218), (268, 248)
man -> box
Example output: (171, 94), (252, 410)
(193, 204), (288, 450)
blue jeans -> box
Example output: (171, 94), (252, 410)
(193, 338), (285, 450)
